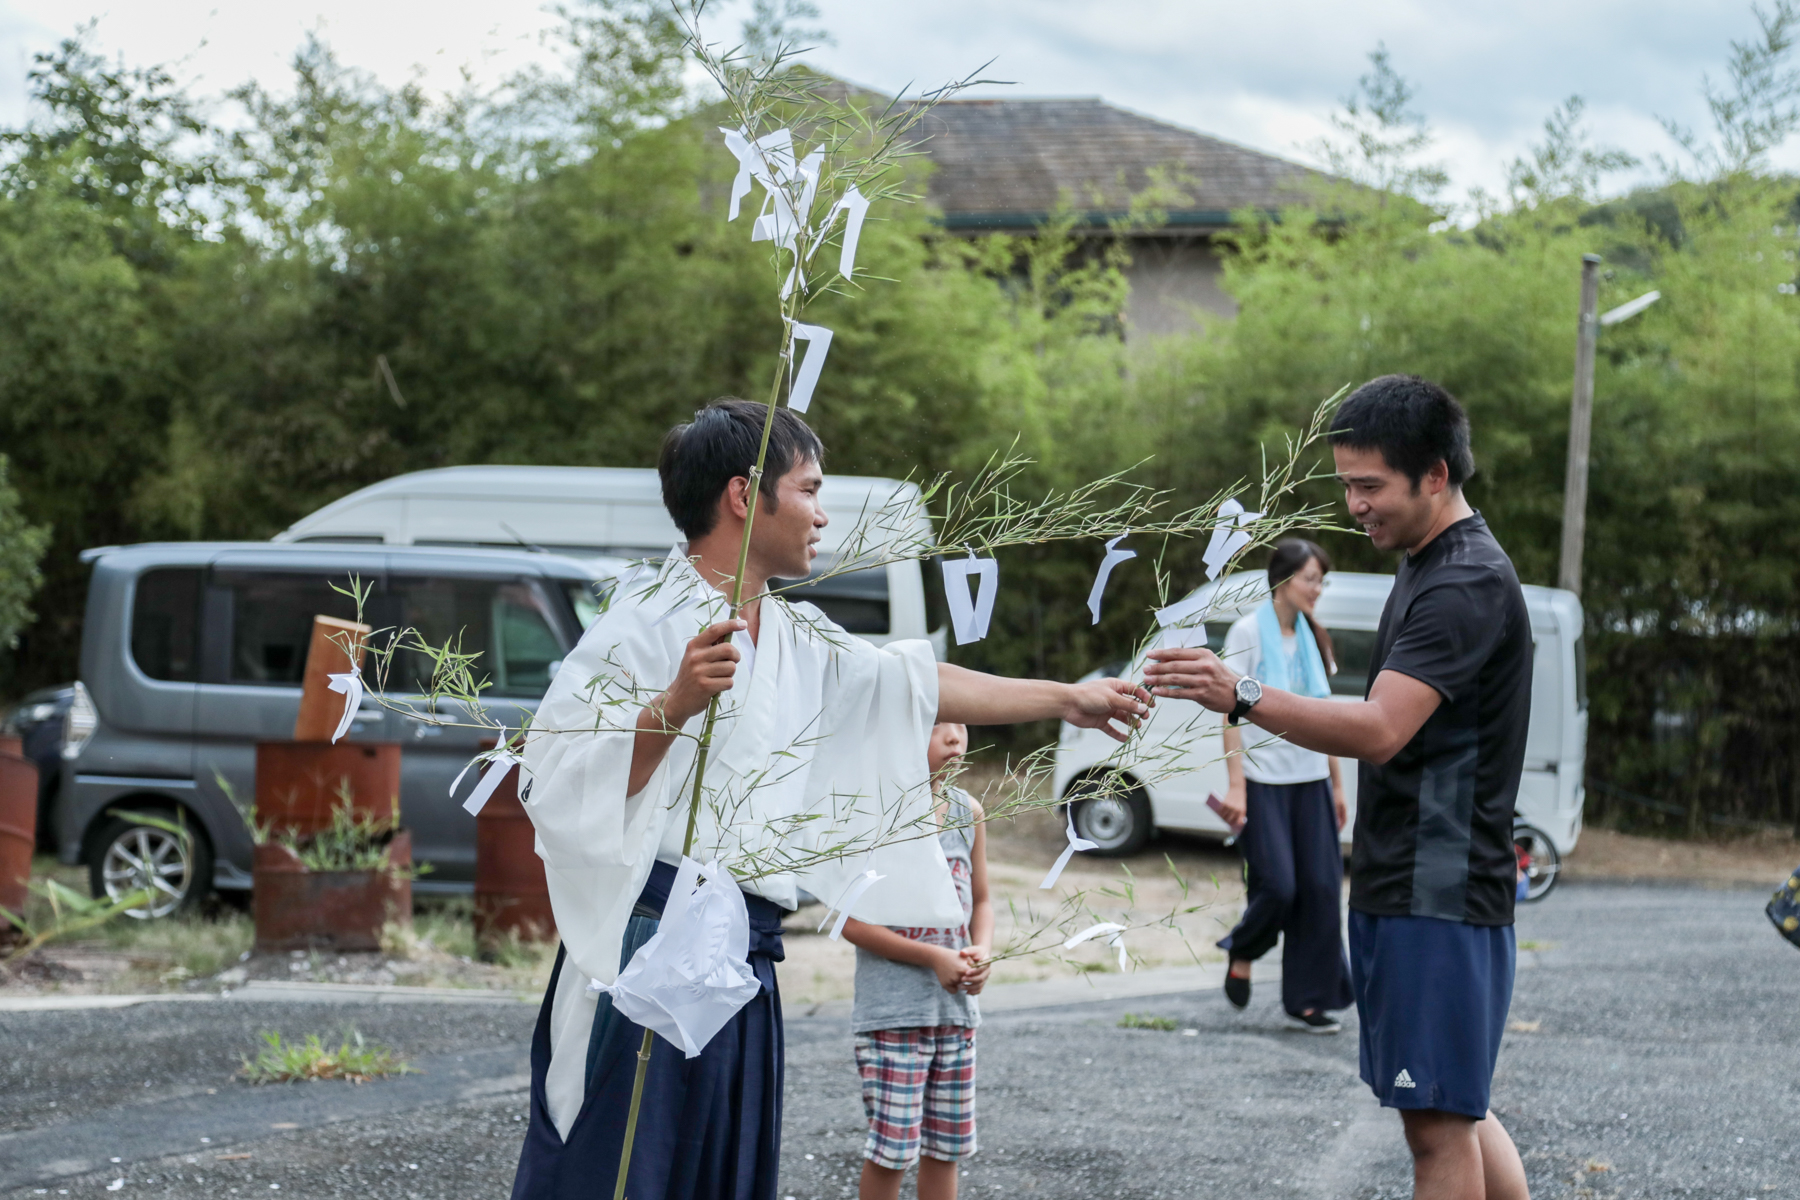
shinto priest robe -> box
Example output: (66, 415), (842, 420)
(519, 549), (963, 1137)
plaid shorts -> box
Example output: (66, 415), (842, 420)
(853, 1026), (977, 1169)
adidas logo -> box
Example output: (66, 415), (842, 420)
(1394, 1069), (1417, 1089)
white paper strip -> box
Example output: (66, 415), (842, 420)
(817, 867), (885, 941)
(811, 185), (871, 279)
(1039, 805), (1099, 889)
(787, 322), (833, 413)
(451, 746), (523, 817)
(1062, 921), (1129, 970)
(720, 127), (794, 221)
(1200, 497), (1264, 580)
(326, 671), (363, 744)
(941, 553), (998, 645)
(1086, 534), (1137, 625)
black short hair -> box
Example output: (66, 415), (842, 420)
(1327, 374), (1474, 489)
(658, 398), (825, 539)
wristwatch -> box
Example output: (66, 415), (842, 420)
(1228, 676), (1264, 726)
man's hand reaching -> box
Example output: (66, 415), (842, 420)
(1142, 646), (1238, 713)
(1061, 677), (1154, 743)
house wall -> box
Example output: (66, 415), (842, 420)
(1123, 237), (1237, 337)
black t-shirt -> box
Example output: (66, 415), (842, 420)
(1349, 513), (1532, 926)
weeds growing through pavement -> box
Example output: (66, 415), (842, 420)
(239, 1029), (414, 1084)
(1118, 1013), (1180, 1031)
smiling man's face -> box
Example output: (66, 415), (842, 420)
(752, 455), (827, 580)
(1332, 444), (1443, 553)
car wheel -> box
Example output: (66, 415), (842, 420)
(86, 811), (213, 919)
(1512, 822), (1561, 902)
(1067, 774), (1153, 857)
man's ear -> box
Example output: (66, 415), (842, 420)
(1424, 459), (1451, 498)
(722, 475), (754, 522)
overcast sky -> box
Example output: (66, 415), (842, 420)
(0, 0), (1775, 203)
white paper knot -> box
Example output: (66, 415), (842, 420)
(817, 867), (886, 941)
(1063, 921), (1130, 971)
(1086, 534), (1137, 625)
(941, 552), (998, 645)
(587, 858), (762, 1058)
(1039, 804), (1099, 890)
(325, 671), (363, 744)
(451, 742), (524, 817)
(720, 127), (794, 221)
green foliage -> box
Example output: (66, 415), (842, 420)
(240, 1029), (413, 1084)
(0, 455), (48, 650)
(0, 876), (153, 961)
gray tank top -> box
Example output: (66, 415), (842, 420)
(850, 787), (980, 1032)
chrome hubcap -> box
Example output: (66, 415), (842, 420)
(1076, 795), (1134, 849)
(101, 827), (192, 919)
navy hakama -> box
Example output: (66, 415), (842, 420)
(512, 861), (788, 1200)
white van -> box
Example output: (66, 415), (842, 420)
(1051, 571), (1586, 857)
(273, 466), (945, 656)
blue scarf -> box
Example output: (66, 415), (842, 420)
(1255, 598), (1332, 699)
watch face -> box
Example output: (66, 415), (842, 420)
(1236, 677), (1263, 705)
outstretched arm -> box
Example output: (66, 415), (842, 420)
(1142, 646), (1440, 764)
(935, 663), (1150, 743)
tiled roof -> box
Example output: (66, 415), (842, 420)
(906, 97), (1328, 232)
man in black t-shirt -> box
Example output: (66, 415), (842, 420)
(1145, 375), (1531, 1200)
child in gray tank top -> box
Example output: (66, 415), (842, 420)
(842, 722), (993, 1199)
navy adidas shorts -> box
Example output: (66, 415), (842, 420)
(1348, 910), (1515, 1119)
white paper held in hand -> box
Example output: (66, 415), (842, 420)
(817, 866), (886, 941)
(786, 322), (833, 413)
(1063, 921), (1130, 971)
(941, 552), (998, 645)
(587, 858), (761, 1058)
(1086, 534), (1137, 625)
(1039, 804), (1099, 889)
(325, 671), (363, 744)
(451, 743), (524, 817)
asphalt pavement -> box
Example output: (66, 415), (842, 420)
(0, 882), (1794, 1199)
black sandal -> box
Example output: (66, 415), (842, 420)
(1224, 963), (1251, 1009)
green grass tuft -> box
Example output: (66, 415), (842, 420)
(1117, 1012), (1179, 1031)
(239, 1030), (414, 1084)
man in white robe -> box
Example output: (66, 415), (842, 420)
(511, 400), (1148, 1200)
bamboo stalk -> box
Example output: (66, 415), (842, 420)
(612, 206), (799, 1200)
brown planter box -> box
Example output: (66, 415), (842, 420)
(474, 767), (556, 946)
(255, 741), (401, 836)
(252, 830), (412, 953)
(0, 751), (39, 918)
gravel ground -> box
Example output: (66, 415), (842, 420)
(3, 883), (1796, 1199)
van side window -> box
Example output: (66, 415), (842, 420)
(217, 572), (365, 685)
(388, 576), (569, 699)
(131, 568), (201, 682)
(771, 565), (890, 635)
(1325, 629), (1378, 697)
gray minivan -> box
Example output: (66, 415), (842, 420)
(59, 542), (612, 915)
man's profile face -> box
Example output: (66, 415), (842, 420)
(1332, 444), (1437, 553)
(753, 455), (827, 578)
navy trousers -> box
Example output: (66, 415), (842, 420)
(1217, 778), (1354, 1017)
(511, 862), (786, 1200)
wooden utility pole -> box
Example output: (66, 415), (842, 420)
(1559, 254), (1602, 595)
